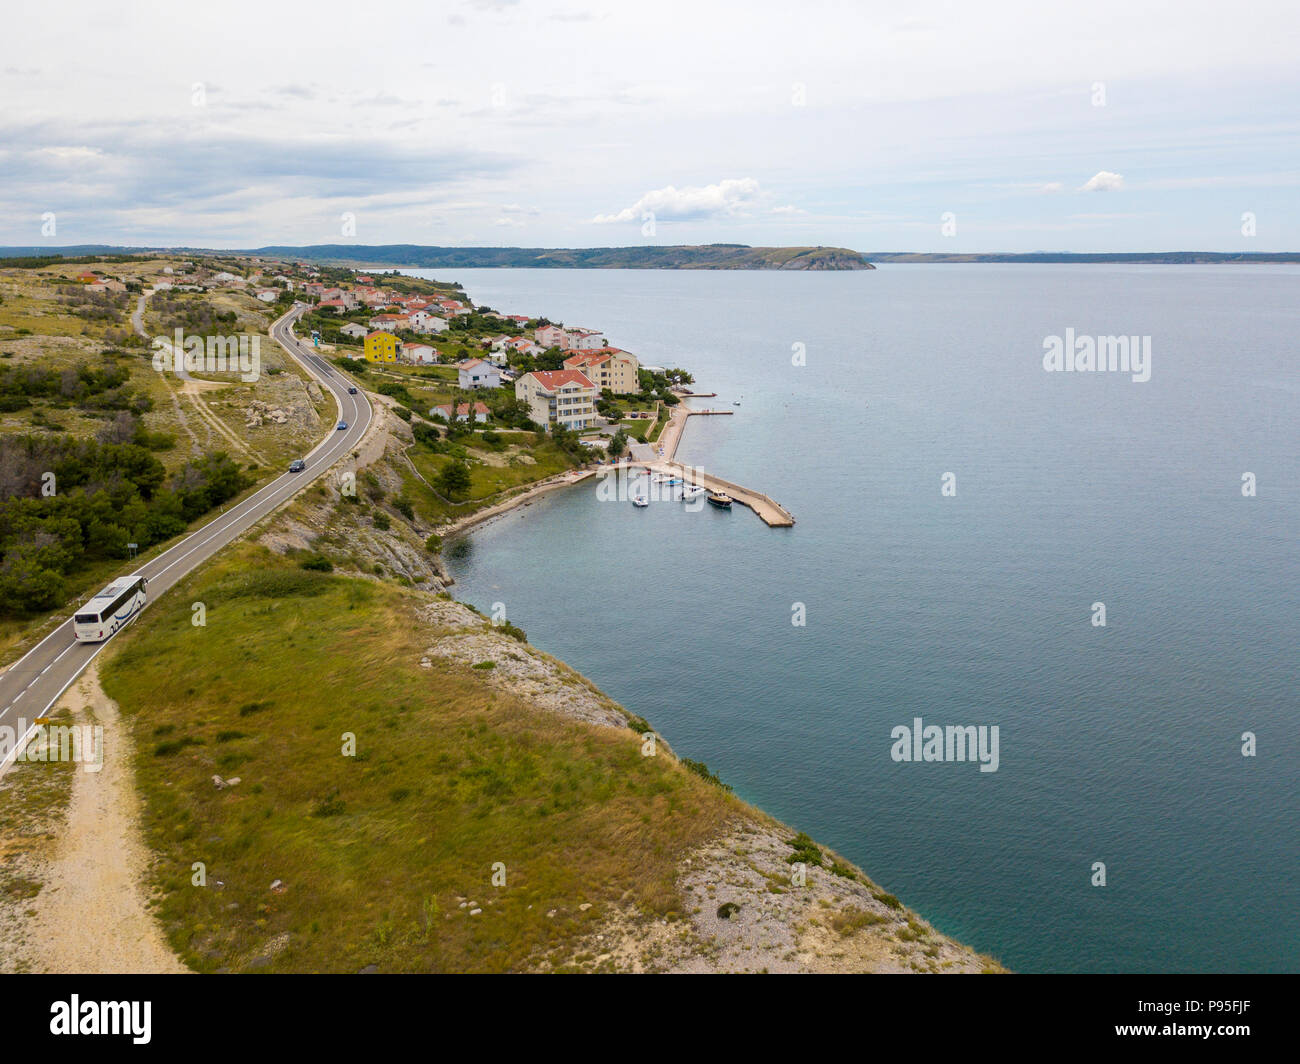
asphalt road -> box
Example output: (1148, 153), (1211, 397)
(0, 305), (371, 771)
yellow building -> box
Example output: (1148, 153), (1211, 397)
(562, 348), (640, 394)
(363, 330), (398, 363)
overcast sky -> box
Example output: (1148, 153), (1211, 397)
(4, 0), (1298, 251)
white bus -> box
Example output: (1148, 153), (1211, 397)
(73, 573), (149, 643)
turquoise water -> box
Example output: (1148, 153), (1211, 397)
(416, 265), (1300, 973)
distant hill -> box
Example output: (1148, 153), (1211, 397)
(862, 251), (1300, 264)
(0, 243), (871, 271)
(5, 245), (1296, 268)
(242, 244), (875, 270)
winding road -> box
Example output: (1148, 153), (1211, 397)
(0, 306), (371, 773)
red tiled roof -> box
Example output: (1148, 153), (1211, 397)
(525, 369), (594, 390)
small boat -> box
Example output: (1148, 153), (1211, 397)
(632, 494), (649, 507)
(707, 492), (733, 509)
(682, 485), (706, 501)
(649, 472), (671, 483)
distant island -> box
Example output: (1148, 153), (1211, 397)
(4, 246), (1298, 269)
(0, 244), (874, 271)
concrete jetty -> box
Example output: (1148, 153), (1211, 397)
(627, 400), (795, 527)
(639, 461), (795, 527)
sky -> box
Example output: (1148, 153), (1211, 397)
(3, 0), (1298, 252)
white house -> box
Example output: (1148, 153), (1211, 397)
(340, 322), (368, 339)
(431, 401), (490, 424)
(565, 328), (607, 351)
(255, 288), (278, 303)
(514, 369), (596, 430)
(401, 342), (438, 365)
(410, 310), (449, 335)
(456, 359), (501, 390)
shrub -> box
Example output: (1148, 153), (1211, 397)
(787, 832), (824, 868)
(372, 512), (391, 531)
(496, 620), (527, 643)
(680, 758), (731, 792)
(298, 553), (333, 572)
(154, 736), (204, 757)
(425, 533), (442, 553)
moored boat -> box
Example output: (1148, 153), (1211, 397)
(632, 494), (649, 507)
(707, 492), (733, 509)
(681, 485), (707, 501)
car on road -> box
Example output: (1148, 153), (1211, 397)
(289, 459), (306, 472)
(347, 386), (358, 394)
(337, 420), (348, 431)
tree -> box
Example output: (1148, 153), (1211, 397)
(608, 429), (628, 457)
(435, 460), (472, 500)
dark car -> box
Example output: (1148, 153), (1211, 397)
(289, 459), (306, 472)
(337, 420), (348, 431)
(347, 386), (358, 395)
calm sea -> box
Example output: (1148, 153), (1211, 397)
(411, 264), (1300, 973)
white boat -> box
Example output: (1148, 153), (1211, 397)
(632, 494), (649, 507)
(649, 472), (671, 483)
(681, 485), (706, 501)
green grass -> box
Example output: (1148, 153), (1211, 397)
(408, 439), (574, 505)
(99, 543), (743, 972)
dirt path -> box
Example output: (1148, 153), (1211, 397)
(134, 290), (201, 455)
(7, 664), (187, 973)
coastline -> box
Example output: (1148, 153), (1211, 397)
(436, 395), (701, 549)
(434, 467), (599, 545)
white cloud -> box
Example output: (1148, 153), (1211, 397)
(592, 177), (764, 223)
(772, 204), (806, 214)
(1036, 181), (1065, 194)
(1079, 170), (1124, 192)
(494, 216), (525, 227)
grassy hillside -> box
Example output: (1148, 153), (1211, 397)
(99, 543), (747, 973)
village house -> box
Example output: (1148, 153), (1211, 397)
(562, 348), (640, 394)
(317, 298), (345, 313)
(340, 322), (368, 340)
(401, 341), (438, 365)
(255, 288), (279, 303)
(409, 309), (449, 335)
(564, 328), (607, 351)
(456, 358), (501, 390)
(431, 401), (490, 424)
(534, 324), (567, 349)
(363, 330), (399, 363)
(514, 369), (597, 430)
(368, 312), (411, 331)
